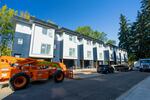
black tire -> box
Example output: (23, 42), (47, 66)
(97, 67), (101, 73)
(54, 70), (64, 83)
(9, 73), (30, 91)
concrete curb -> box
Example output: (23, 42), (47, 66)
(116, 76), (150, 100)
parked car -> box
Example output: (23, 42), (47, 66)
(97, 65), (114, 74)
(114, 64), (129, 72)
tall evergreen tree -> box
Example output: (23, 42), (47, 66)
(140, 0), (150, 58)
(118, 14), (130, 52)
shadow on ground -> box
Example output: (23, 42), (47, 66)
(3, 71), (150, 100)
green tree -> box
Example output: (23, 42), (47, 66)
(75, 26), (107, 42)
(0, 5), (16, 56)
(122, 0), (150, 61)
(76, 26), (93, 37)
(140, 0), (150, 58)
(118, 14), (130, 51)
(106, 39), (116, 45)
(47, 19), (55, 24)
(20, 11), (30, 20)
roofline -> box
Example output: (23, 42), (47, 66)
(14, 16), (58, 29)
(14, 16), (126, 52)
(57, 27), (104, 44)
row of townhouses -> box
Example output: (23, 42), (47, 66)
(12, 16), (127, 69)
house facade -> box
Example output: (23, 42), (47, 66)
(54, 28), (78, 68)
(12, 16), (58, 61)
(10, 16), (128, 69)
(78, 36), (94, 68)
(93, 41), (105, 67)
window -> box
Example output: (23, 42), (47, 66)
(69, 48), (75, 57)
(110, 47), (113, 50)
(99, 53), (102, 59)
(69, 35), (76, 42)
(87, 51), (91, 58)
(110, 54), (113, 59)
(48, 29), (53, 37)
(99, 44), (102, 48)
(41, 44), (51, 54)
(18, 38), (23, 44)
(87, 40), (91, 45)
(42, 28), (48, 35)
(69, 35), (73, 41)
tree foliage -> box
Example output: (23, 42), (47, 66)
(75, 26), (108, 42)
(20, 11), (30, 20)
(106, 39), (116, 45)
(118, 0), (150, 61)
(0, 5), (16, 56)
(118, 14), (130, 51)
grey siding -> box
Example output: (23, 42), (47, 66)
(77, 44), (83, 67)
(93, 47), (97, 61)
(53, 35), (63, 62)
(78, 45), (84, 60)
(104, 50), (109, 64)
(12, 32), (31, 58)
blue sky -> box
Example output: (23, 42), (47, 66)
(0, 0), (141, 44)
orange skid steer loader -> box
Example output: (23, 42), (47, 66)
(0, 56), (73, 91)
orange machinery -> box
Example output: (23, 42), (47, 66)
(0, 56), (73, 91)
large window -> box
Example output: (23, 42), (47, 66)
(69, 48), (75, 57)
(42, 28), (48, 35)
(42, 28), (53, 37)
(110, 54), (113, 59)
(87, 40), (91, 45)
(99, 44), (103, 48)
(41, 44), (51, 54)
(69, 35), (76, 42)
(87, 51), (91, 58)
(48, 29), (53, 37)
(99, 53), (102, 59)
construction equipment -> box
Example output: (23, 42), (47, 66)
(0, 56), (73, 91)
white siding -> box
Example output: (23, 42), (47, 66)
(83, 39), (93, 60)
(15, 23), (31, 34)
(63, 32), (78, 59)
(95, 43), (105, 61)
(105, 46), (114, 61)
(29, 24), (55, 58)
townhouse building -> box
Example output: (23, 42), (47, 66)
(8, 16), (128, 69)
(54, 28), (78, 68)
(78, 36), (94, 68)
(93, 41), (105, 67)
(12, 16), (58, 61)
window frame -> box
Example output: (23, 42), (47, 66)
(17, 38), (23, 45)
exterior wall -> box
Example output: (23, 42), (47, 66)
(12, 22), (32, 58)
(11, 17), (128, 68)
(53, 33), (63, 62)
(108, 46), (114, 62)
(95, 43), (105, 61)
(116, 49), (128, 64)
(62, 32), (78, 59)
(15, 22), (31, 35)
(29, 24), (55, 58)
(83, 39), (93, 60)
